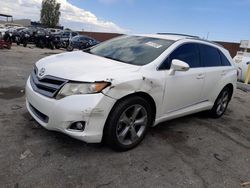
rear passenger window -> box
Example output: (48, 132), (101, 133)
(219, 51), (231, 66)
(199, 44), (221, 67)
(160, 43), (200, 69)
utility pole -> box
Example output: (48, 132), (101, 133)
(206, 32), (210, 40)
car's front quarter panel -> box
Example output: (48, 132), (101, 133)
(102, 68), (166, 120)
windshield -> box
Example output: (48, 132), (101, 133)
(72, 36), (80, 41)
(89, 35), (174, 66)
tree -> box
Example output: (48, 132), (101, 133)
(40, 0), (61, 28)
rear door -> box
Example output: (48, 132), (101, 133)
(198, 44), (232, 101)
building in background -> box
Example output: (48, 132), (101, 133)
(0, 13), (13, 23)
(0, 13), (63, 29)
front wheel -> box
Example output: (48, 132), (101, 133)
(23, 42), (27, 47)
(104, 96), (152, 151)
(55, 44), (60, 49)
(210, 87), (231, 118)
(66, 45), (74, 51)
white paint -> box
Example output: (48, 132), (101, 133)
(26, 34), (237, 143)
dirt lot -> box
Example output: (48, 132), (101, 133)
(0, 45), (250, 188)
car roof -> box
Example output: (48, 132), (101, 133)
(135, 33), (224, 50)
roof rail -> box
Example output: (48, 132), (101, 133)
(157, 33), (200, 39)
(157, 33), (224, 48)
(190, 38), (224, 48)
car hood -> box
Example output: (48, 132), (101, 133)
(36, 51), (141, 82)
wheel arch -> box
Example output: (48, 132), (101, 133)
(222, 83), (234, 100)
(102, 92), (157, 140)
(210, 82), (234, 118)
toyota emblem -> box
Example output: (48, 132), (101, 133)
(39, 68), (46, 77)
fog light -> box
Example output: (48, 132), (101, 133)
(69, 121), (85, 131)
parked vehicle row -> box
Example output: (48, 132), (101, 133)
(67, 35), (100, 51)
(0, 25), (99, 51)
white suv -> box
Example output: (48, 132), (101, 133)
(26, 34), (237, 150)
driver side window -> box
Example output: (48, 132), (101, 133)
(160, 43), (201, 70)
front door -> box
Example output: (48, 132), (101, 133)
(161, 43), (205, 114)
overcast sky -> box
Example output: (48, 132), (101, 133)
(0, 0), (250, 42)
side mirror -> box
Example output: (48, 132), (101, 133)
(169, 59), (190, 75)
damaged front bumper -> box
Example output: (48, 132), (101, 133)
(25, 77), (116, 143)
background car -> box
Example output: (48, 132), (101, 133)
(66, 35), (100, 51)
(15, 27), (38, 47)
(52, 30), (78, 49)
(35, 28), (55, 49)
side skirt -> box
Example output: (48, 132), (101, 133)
(153, 101), (213, 126)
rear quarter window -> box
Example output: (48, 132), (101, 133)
(199, 44), (222, 67)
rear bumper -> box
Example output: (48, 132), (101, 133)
(25, 76), (116, 143)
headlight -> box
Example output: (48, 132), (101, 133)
(56, 82), (110, 99)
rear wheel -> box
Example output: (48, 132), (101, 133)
(50, 42), (54, 50)
(104, 96), (152, 151)
(210, 87), (231, 118)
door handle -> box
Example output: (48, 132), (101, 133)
(196, 74), (205, 79)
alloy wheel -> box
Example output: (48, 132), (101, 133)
(116, 104), (148, 145)
(216, 90), (229, 116)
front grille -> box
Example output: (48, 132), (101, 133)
(29, 103), (49, 123)
(30, 68), (67, 98)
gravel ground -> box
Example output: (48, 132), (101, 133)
(0, 45), (250, 188)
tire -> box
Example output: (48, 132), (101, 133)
(50, 42), (54, 50)
(66, 45), (74, 51)
(104, 96), (153, 151)
(85, 42), (90, 48)
(78, 45), (84, 50)
(39, 40), (44, 49)
(210, 87), (231, 118)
